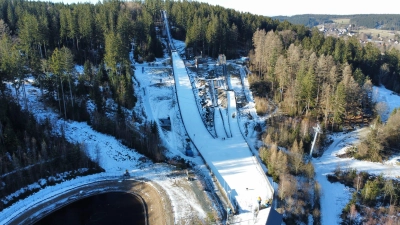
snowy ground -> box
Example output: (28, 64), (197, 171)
(313, 85), (400, 225)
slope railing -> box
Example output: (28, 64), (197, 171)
(218, 107), (230, 138)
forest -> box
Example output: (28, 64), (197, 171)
(249, 26), (400, 154)
(251, 15), (400, 225)
(0, 0), (168, 210)
(350, 14), (400, 30)
(0, 0), (293, 212)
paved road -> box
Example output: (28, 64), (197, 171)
(7, 179), (173, 225)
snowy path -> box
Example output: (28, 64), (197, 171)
(214, 107), (228, 139)
(226, 71), (233, 91)
(239, 67), (253, 103)
(313, 128), (400, 225)
(209, 80), (217, 107)
(220, 107), (232, 138)
(312, 85), (400, 224)
(227, 91), (242, 138)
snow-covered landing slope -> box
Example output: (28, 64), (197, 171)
(171, 51), (273, 212)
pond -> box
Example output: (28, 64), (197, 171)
(35, 192), (145, 225)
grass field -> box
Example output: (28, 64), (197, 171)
(357, 29), (400, 38)
(333, 18), (350, 24)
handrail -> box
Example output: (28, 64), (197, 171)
(218, 107), (230, 138)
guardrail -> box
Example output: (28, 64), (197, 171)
(218, 107), (230, 138)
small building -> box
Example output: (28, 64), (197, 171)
(160, 117), (171, 131)
(235, 57), (249, 65)
(217, 54), (226, 65)
(195, 56), (207, 67)
(185, 144), (194, 157)
(254, 208), (283, 225)
(213, 79), (221, 89)
(186, 47), (194, 59)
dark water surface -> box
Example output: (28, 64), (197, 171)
(35, 192), (145, 225)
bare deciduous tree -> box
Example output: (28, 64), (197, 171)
(349, 204), (357, 224)
(279, 173), (296, 201)
(383, 179), (396, 205)
(290, 139), (304, 175)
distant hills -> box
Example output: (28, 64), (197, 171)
(273, 14), (400, 30)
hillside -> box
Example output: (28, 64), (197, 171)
(2, 36), (400, 225)
(274, 14), (400, 30)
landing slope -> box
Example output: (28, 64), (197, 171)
(172, 52), (273, 210)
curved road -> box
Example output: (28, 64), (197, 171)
(7, 179), (173, 225)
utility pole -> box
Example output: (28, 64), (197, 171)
(310, 124), (322, 156)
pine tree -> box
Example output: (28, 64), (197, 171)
(383, 179), (396, 205)
(6, 2), (16, 32)
(104, 31), (124, 75)
(333, 83), (346, 129)
(274, 55), (288, 102)
(361, 180), (380, 204)
(77, 4), (95, 50)
(206, 13), (219, 57)
(61, 47), (75, 108)
(353, 68), (365, 87)
(321, 83), (333, 128)
(117, 11), (134, 57)
(334, 39), (345, 63)
(302, 65), (317, 115)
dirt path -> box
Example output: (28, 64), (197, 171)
(8, 179), (173, 225)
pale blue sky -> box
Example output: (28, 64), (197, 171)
(47, 0), (400, 17)
(197, 0), (400, 16)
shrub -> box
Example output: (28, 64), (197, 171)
(361, 180), (380, 206)
(255, 97), (268, 115)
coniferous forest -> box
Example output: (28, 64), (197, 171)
(1, 0), (400, 223)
